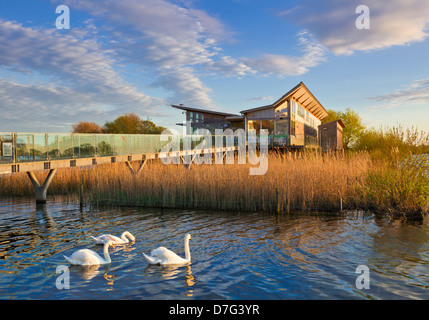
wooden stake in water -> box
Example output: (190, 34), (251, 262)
(79, 184), (84, 209)
(276, 188), (280, 214)
(161, 185), (165, 208)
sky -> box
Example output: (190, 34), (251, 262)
(0, 0), (429, 133)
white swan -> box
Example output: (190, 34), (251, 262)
(91, 231), (135, 245)
(142, 234), (192, 265)
(63, 241), (115, 266)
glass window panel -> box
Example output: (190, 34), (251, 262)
(260, 120), (274, 135)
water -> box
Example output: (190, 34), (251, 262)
(0, 198), (427, 300)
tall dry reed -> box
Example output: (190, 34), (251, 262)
(0, 151), (371, 213)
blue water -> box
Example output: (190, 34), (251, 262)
(0, 198), (427, 300)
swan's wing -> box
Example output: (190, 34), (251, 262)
(142, 252), (159, 264)
(92, 234), (122, 244)
(150, 246), (187, 264)
(150, 246), (171, 257)
(67, 249), (104, 265)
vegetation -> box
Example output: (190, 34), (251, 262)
(0, 151), (370, 213)
(72, 113), (166, 134)
(323, 107), (365, 149)
(72, 122), (104, 133)
(356, 126), (429, 219)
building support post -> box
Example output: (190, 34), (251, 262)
(27, 169), (57, 204)
(125, 160), (147, 176)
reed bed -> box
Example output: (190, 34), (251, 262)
(2, 149), (427, 219)
(0, 151), (372, 213)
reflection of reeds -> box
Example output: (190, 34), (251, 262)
(0, 151), (371, 213)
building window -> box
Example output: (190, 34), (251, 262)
(248, 120), (260, 135)
(275, 120), (289, 135)
(261, 120), (274, 135)
(290, 100), (296, 118)
(305, 110), (309, 121)
(298, 105), (305, 118)
(290, 120), (296, 136)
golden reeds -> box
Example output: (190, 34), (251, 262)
(0, 151), (372, 213)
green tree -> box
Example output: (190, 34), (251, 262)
(103, 112), (166, 134)
(323, 107), (365, 149)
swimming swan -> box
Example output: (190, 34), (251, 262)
(91, 231), (135, 245)
(63, 241), (115, 266)
(142, 234), (192, 265)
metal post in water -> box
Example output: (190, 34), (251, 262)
(27, 169), (57, 204)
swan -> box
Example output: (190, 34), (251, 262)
(91, 231), (135, 245)
(142, 234), (192, 265)
(63, 241), (115, 266)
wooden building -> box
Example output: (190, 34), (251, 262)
(318, 119), (345, 151)
(240, 82), (329, 148)
(172, 82), (345, 150)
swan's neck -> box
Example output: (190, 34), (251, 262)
(121, 232), (128, 241)
(184, 237), (191, 262)
(103, 243), (111, 263)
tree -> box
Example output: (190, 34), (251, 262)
(103, 112), (166, 134)
(72, 121), (104, 133)
(322, 107), (365, 149)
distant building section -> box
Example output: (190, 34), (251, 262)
(319, 119), (345, 151)
(171, 105), (243, 134)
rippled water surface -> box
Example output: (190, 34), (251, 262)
(0, 198), (428, 299)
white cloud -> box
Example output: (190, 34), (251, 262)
(61, 0), (253, 109)
(369, 79), (429, 105)
(241, 31), (327, 76)
(281, 0), (429, 55)
(0, 19), (166, 131)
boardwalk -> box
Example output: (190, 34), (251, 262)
(0, 132), (238, 202)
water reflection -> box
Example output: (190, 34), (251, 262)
(69, 264), (112, 281)
(0, 198), (427, 299)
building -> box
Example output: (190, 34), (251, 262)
(172, 82), (344, 150)
(240, 82), (329, 148)
(171, 105), (243, 135)
(318, 119), (345, 151)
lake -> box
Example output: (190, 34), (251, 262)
(0, 197), (427, 300)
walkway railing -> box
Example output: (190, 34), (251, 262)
(0, 132), (245, 164)
(0, 132), (320, 164)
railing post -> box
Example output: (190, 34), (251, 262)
(45, 133), (49, 160)
(12, 133), (17, 163)
(94, 134), (97, 157)
(71, 133), (75, 159)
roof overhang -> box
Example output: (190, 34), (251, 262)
(240, 82), (329, 120)
(171, 105), (240, 117)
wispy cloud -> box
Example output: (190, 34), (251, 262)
(0, 0), (339, 131)
(0, 19), (165, 131)
(61, 0), (254, 108)
(241, 31), (327, 76)
(247, 96), (274, 102)
(281, 0), (429, 55)
(368, 79), (429, 108)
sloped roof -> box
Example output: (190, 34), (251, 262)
(171, 105), (240, 117)
(240, 82), (329, 120)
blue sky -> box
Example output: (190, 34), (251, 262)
(1, 0), (429, 133)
